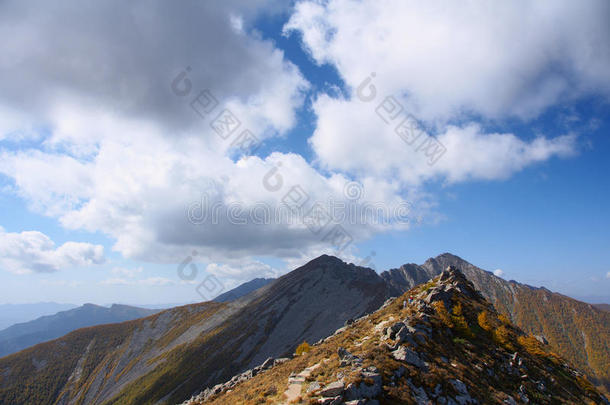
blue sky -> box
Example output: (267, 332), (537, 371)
(0, 0), (609, 305)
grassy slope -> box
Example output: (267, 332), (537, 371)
(511, 287), (610, 391)
(425, 254), (610, 392)
(0, 302), (224, 405)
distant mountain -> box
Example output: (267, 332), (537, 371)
(0, 303), (160, 358)
(0, 302), (77, 330)
(0, 255), (388, 404)
(213, 277), (275, 303)
(380, 253), (610, 392)
(196, 266), (608, 404)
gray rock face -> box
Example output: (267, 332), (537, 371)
(395, 325), (416, 345)
(344, 369), (382, 400)
(391, 346), (426, 369)
(319, 381), (345, 397)
(242, 255), (389, 370)
(307, 381), (321, 392)
(380, 253), (500, 309)
(449, 379), (477, 404)
(407, 378), (431, 404)
(382, 263), (439, 296)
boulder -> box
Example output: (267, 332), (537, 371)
(395, 326), (416, 345)
(407, 378), (431, 404)
(319, 381), (345, 397)
(344, 369), (382, 400)
(391, 346), (426, 369)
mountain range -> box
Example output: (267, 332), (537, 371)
(190, 266), (608, 404)
(0, 303), (160, 358)
(0, 253), (607, 404)
(0, 302), (78, 331)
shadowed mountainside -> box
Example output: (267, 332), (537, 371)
(213, 278), (275, 303)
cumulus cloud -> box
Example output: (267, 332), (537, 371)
(285, 0), (610, 121)
(309, 95), (577, 185)
(0, 1), (412, 267)
(0, 0), (347, 263)
(0, 138), (413, 263)
(0, 227), (105, 274)
(0, 0), (306, 143)
(493, 269), (505, 278)
(282, 0), (605, 187)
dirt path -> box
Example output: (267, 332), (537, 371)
(281, 362), (321, 404)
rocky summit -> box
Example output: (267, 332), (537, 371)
(190, 266), (609, 404)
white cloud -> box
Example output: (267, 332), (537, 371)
(493, 269), (505, 278)
(286, 0), (610, 121)
(0, 135), (414, 263)
(0, 226), (105, 274)
(0, 0), (360, 263)
(606, 271), (610, 279)
(0, 1), (306, 142)
(283, 0), (598, 188)
(309, 95), (577, 185)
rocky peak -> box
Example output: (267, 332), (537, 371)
(421, 266), (485, 310)
(440, 266), (480, 292)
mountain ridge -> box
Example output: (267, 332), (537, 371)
(0, 253), (607, 404)
(213, 278), (276, 303)
(193, 265), (608, 404)
(380, 252), (610, 392)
